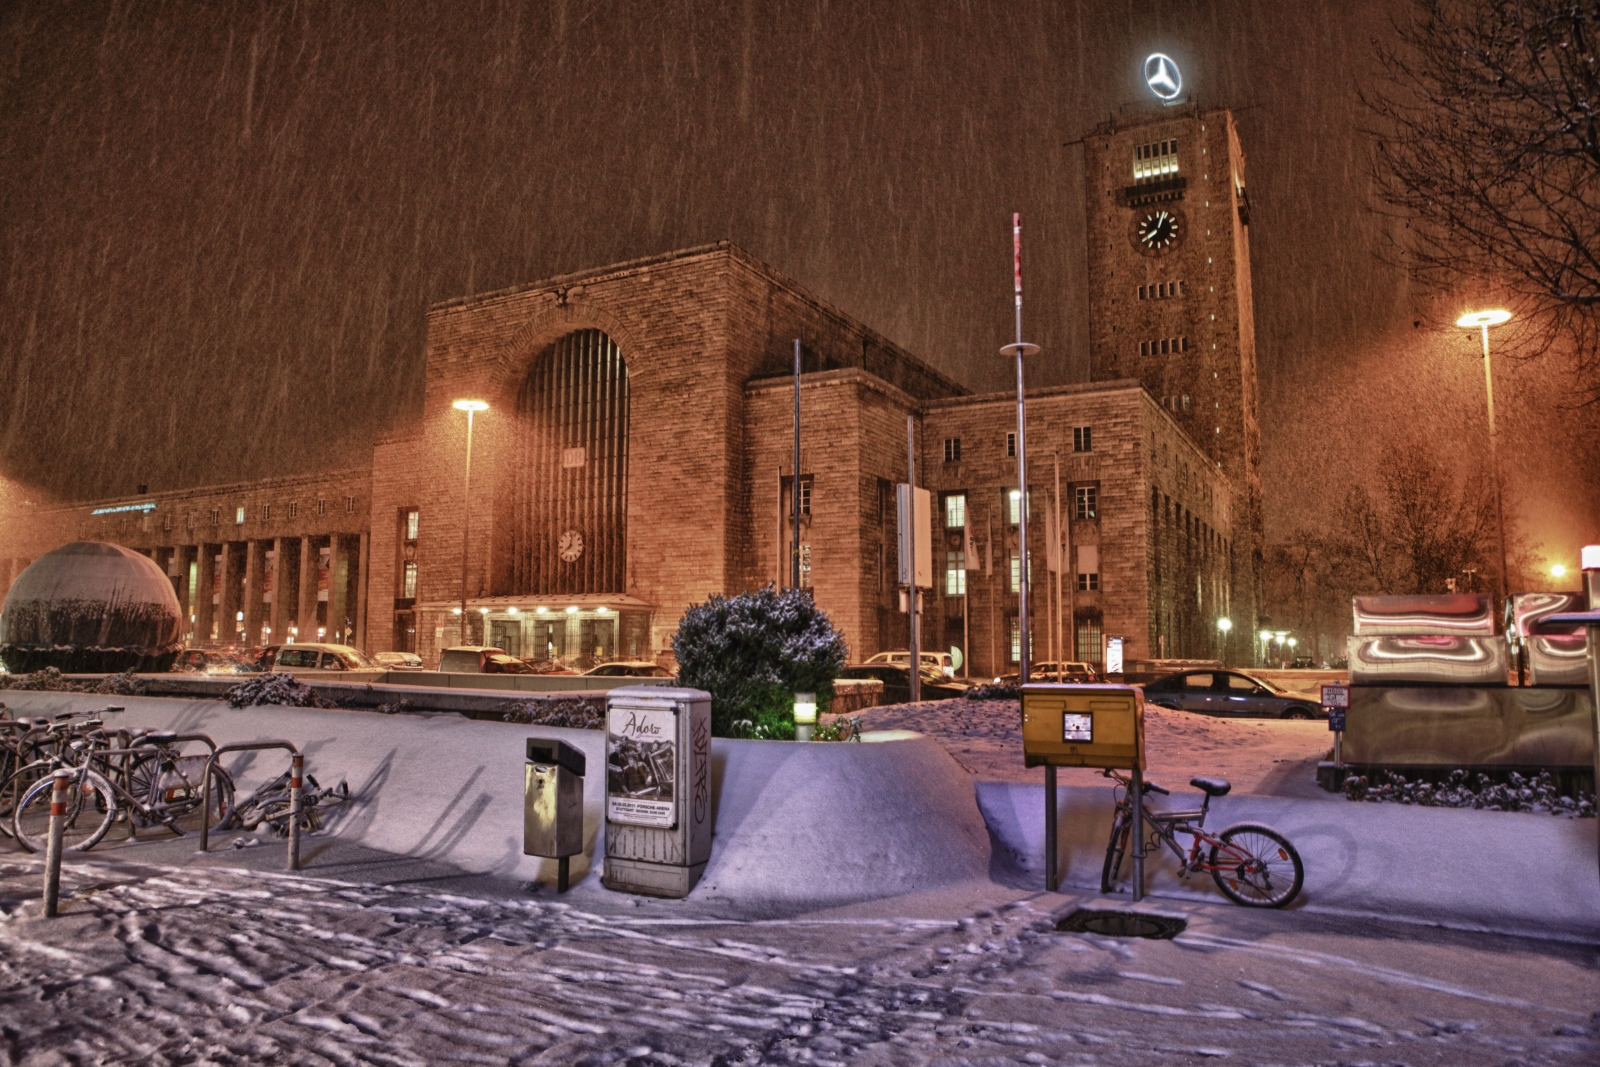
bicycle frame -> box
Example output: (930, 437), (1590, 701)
(1107, 771), (1258, 878)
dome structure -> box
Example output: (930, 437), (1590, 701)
(0, 542), (184, 674)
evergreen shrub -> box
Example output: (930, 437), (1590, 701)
(672, 586), (848, 739)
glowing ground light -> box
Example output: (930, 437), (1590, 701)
(1143, 53), (1182, 100)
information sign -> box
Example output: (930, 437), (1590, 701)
(1320, 684), (1350, 709)
(1327, 707), (1346, 732)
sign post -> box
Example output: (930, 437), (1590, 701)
(1321, 683), (1350, 769)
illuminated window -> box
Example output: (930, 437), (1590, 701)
(1007, 617), (1035, 663)
(405, 509), (419, 541)
(1008, 552), (1032, 593)
(945, 550), (966, 595)
(944, 493), (966, 529)
(402, 562), (418, 599)
(235, 506), (245, 524)
(1073, 426), (1092, 453)
(1075, 486), (1098, 520)
(1006, 489), (1032, 525)
(943, 437), (961, 462)
(1133, 138), (1180, 183)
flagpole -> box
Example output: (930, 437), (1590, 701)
(987, 507), (996, 678)
(1000, 213), (1039, 683)
(1055, 452), (1064, 682)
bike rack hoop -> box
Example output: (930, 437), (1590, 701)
(199, 740), (300, 853)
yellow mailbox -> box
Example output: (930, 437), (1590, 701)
(1021, 683), (1145, 770)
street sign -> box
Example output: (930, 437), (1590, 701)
(1327, 707), (1346, 732)
(1320, 684), (1349, 708)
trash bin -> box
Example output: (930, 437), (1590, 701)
(523, 737), (586, 892)
(603, 685), (713, 898)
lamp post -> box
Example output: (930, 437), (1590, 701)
(1217, 617), (1232, 665)
(452, 399), (489, 645)
(1258, 628), (1273, 668)
(1456, 309), (1512, 608)
(1001, 213), (1039, 684)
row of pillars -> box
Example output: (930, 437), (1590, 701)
(147, 533), (370, 649)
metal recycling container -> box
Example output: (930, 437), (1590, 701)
(1346, 634), (1509, 686)
(523, 737), (586, 863)
(1021, 683), (1145, 770)
(602, 685), (713, 898)
(1508, 592), (1591, 687)
(1350, 593), (1497, 636)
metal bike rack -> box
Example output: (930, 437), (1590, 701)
(198, 741), (304, 870)
(92, 733), (220, 841)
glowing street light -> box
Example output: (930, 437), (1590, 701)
(453, 399), (489, 643)
(1216, 617), (1232, 665)
(1456, 310), (1512, 607)
(1552, 564), (1568, 579)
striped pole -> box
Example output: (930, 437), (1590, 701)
(288, 753), (304, 871)
(43, 770), (69, 917)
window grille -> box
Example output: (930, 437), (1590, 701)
(943, 437), (961, 462)
(1075, 486), (1098, 520)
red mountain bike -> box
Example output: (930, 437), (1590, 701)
(1101, 769), (1304, 908)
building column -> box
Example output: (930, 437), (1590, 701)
(172, 544), (196, 642)
(220, 541), (245, 645)
(297, 536), (317, 642)
(243, 540), (267, 646)
(268, 537), (289, 645)
(328, 535), (351, 644)
(354, 532), (370, 650)
(195, 544), (217, 644)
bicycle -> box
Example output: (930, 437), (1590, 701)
(10, 727), (234, 854)
(0, 711), (122, 837)
(222, 770), (349, 837)
(1101, 769), (1304, 908)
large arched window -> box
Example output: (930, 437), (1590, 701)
(509, 329), (629, 594)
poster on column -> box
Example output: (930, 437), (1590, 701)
(606, 704), (678, 828)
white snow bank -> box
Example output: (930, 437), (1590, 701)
(978, 777), (1600, 941)
(0, 693), (990, 910)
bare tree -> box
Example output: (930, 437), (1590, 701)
(1366, 0), (1600, 395)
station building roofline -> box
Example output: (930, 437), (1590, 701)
(426, 241), (971, 402)
(20, 466), (373, 517)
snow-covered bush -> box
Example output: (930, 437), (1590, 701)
(965, 682), (1019, 701)
(226, 672), (333, 709)
(1344, 768), (1595, 816)
(498, 697), (602, 729)
(673, 586), (847, 739)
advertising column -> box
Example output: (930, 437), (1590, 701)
(603, 685), (713, 898)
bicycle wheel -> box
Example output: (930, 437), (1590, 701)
(148, 757), (233, 833)
(1209, 823), (1303, 908)
(1101, 808), (1131, 893)
(0, 760), (54, 838)
(13, 769), (117, 853)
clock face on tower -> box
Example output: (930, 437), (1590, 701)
(558, 529), (584, 562)
(1133, 208), (1182, 254)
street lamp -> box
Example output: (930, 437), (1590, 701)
(452, 399), (489, 644)
(1456, 309), (1512, 608)
(1258, 629), (1273, 667)
(1552, 564), (1568, 580)
(1217, 617), (1232, 664)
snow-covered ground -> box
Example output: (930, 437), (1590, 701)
(832, 699), (1334, 797)
(3, 857), (1596, 1066)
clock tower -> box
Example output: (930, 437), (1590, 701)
(1084, 103), (1263, 637)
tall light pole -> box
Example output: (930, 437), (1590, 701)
(1456, 309), (1512, 608)
(452, 399), (489, 645)
(1001, 213), (1039, 684)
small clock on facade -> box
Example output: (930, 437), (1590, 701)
(1131, 207), (1183, 256)
(558, 529), (584, 562)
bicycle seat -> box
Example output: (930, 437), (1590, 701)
(1190, 776), (1232, 797)
(144, 731), (178, 744)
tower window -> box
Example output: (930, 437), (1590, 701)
(234, 506), (245, 524)
(944, 493), (967, 529)
(288, 502), (298, 519)
(316, 498), (327, 516)
(943, 437), (961, 463)
(1137, 281), (1186, 300)
(1162, 396), (1192, 413)
(345, 496), (357, 513)
(1073, 426), (1092, 453)
(261, 504), (271, 522)
(404, 509), (420, 541)
(1133, 138), (1180, 183)
(1006, 432), (1016, 457)
(402, 561), (418, 599)
(210, 509), (220, 526)
(1142, 337), (1189, 356)
(1075, 486), (1098, 521)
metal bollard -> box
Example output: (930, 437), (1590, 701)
(287, 753), (303, 871)
(1130, 767), (1146, 903)
(43, 769), (69, 918)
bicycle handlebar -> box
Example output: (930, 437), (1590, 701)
(1144, 782), (1170, 796)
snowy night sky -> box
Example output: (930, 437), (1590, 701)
(0, 0), (1595, 558)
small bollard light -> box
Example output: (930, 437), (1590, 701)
(43, 769), (69, 918)
(287, 753), (304, 871)
(794, 692), (817, 742)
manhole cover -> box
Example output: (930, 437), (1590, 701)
(1055, 908), (1186, 940)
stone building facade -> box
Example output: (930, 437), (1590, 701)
(2, 241), (1243, 674)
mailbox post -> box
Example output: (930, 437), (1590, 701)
(603, 685), (713, 898)
(1022, 683), (1147, 897)
(523, 737), (587, 892)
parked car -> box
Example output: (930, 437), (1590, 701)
(838, 663), (969, 705)
(436, 646), (510, 673)
(520, 658), (580, 675)
(583, 661), (674, 678)
(996, 660), (1100, 684)
(173, 647), (260, 674)
(863, 650), (957, 678)
(273, 644), (377, 672)
(1141, 668), (1323, 720)
(484, 653), (536, 674)
(371, 651), (425, 670)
